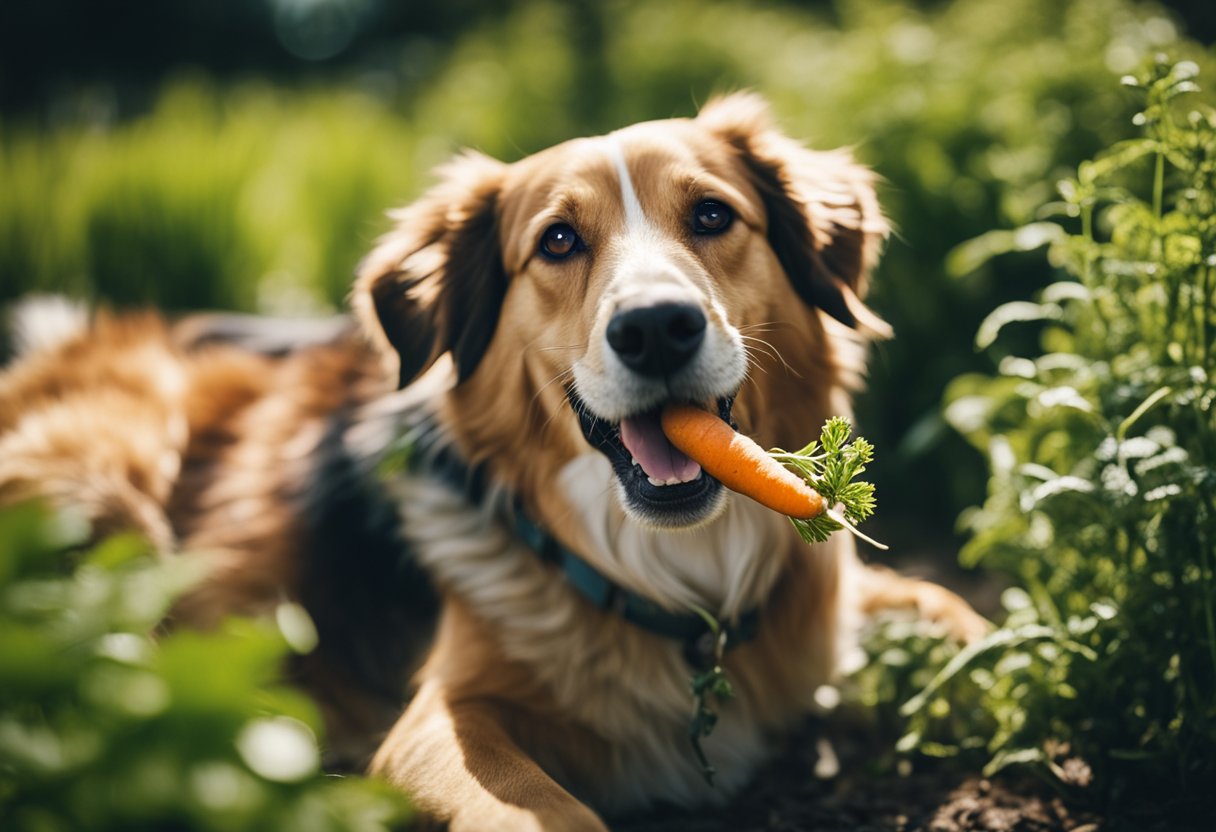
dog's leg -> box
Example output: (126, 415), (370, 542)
(371, 680), (608, 832)
(858, 564), (990, 643)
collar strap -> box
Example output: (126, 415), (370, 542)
(511, 510), (760, 665)
(417, 442), (761, 666)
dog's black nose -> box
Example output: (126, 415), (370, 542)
(606, 303), (706, 377)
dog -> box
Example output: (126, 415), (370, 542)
(0, 93), (985, 831)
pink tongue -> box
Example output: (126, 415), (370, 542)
(619, 411), (702, 484)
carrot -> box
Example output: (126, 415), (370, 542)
(660, 404), (825, 520)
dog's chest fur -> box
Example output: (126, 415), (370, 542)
(384, 444), (846, 813)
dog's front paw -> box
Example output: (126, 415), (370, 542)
(447, 804), (609, 832)
(918, 583), (992, 644)
(861, 566), (991, 645)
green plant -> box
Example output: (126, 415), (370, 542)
(895, 57), (1215, 813)
(0, 503), (410, 832)
(0, 80), (420, 314)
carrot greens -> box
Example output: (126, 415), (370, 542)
(769, 416), (883, 549)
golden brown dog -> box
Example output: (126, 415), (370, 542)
(0, 93), (984, 831)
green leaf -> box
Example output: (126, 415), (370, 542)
(901, 625), (1057, 717)
(83, 533), (154, 570)
(983, 747), (1047, 777)
(946, 223), (1066, 278)
(1038, 281), (1091, 305)
(1021, 476), (1097, 512)
(975, 301), (1062, 350)
(1116, 385), (1173, 439)
(1078, 138), (1158, 184)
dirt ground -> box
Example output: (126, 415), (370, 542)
(614, 723), (1102, 832)
(613, 719), (1211, 832)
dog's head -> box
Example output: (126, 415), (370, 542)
(354, 93), (887, 530)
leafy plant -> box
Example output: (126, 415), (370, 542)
(892, 57), (1216, 814)
(770, 416), (880, 547)
(0, 503), (410, 832)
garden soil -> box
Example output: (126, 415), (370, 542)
(616, 719), (1207, 832)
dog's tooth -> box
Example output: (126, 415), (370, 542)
(647, 476), (666, 487)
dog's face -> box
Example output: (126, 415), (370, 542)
(355, 93), (888, 530)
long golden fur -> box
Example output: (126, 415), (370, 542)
(0, 93), (984, 830)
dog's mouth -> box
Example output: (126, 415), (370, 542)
(570, 391), (734, 528)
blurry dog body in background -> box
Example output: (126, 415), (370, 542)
(0, 95), (983, 831)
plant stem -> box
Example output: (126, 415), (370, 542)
(1079, 201), (1113, 346)
(1081, 201), (1095, 284)
(1153, 149), (1165, 226)
(768, 452), (825, 465)
(1194, 452), (1216, 688)
(1203, 264), (1212, 368)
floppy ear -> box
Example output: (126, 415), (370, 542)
(697, 92), (891, 338)
(352, 151), (508, 388)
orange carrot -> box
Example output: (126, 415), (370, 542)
(660, 404), (825, 520)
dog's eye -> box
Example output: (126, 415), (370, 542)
(540, 223), (582, 259)
(693, 200), (733, 235)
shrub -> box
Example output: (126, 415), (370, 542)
(0, 503), (410, 832)
(890, 58), (1215, 817)
(0, 80), (420, 315)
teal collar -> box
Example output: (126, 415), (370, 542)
(419, 441), (761, 668)
(510, 510), (760, 666)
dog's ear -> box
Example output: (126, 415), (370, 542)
(352, 151), (508, 388)
(698, 92), (891, 337)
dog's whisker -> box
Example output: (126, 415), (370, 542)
(741, 355), (771, 378)
(538, 393), (578, 436)
(532, 343), (588, 353)
(740, 336), (780, 359)
(530, 366), (575, 407)
(739, 333), (779, 347)
(738, 320), (795, 333)
(741, 334), (803, 379)
(740, 340), (781, 374)
(530, 369), (577, 434)
(736, 325), (779, 337)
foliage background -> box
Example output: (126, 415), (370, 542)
(2, 0), (1212, 537)
(840, 54), (1215, 827)
(2, 0), (1215, 827)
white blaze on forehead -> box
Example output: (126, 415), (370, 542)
(605, 133), (649, 232)
(571, 133), (749, 425)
